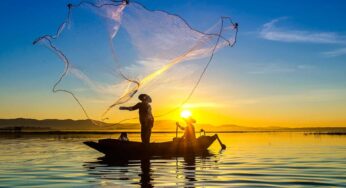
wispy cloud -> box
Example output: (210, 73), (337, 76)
(322, 48), (346, 57)
(232, 88), (346, 106)
(260, 17), (346, 44)
(247, 63), (314, 74)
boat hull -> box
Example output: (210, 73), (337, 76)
(84, 135), (218, 157)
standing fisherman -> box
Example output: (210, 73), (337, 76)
(119, 94), (154, 144)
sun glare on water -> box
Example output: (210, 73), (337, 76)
(180, 109), (192, 118)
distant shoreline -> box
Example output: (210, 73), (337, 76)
(1, 130), (345, 135)
(1, 118), (345, 135)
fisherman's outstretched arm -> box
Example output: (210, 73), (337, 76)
(176, 122), (185, 130)
(119, 103), (140, 111)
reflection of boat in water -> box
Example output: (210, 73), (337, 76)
(84, 134), (225, 157)
(99, 157), (154, 187)
(84, 157), (153, 187)
(84, 154), (214, 187)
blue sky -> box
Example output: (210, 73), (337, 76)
(0, 0), (345, 126)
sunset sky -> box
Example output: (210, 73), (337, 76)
(1, 0), (346, 127)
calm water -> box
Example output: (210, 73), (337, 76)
(0, 133), (345, 187)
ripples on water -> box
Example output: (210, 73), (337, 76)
(0, 133), (345, 187)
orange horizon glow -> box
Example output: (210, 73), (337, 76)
(1, 100), (345, 127)
(1, 83), (346, 127)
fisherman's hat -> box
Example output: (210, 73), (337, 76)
(138, 94), (152, 103)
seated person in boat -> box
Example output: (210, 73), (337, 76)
(176, 117), (196, 142)
(118, 132), (129, 141)
(119, 94), (154, 144)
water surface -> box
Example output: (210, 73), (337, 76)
(0, 133), (345, 187)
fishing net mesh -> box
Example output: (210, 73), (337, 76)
(34, 0), (238, 124)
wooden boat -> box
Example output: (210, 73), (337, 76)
(84, 134), (225, 157)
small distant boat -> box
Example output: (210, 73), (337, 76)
(84, 134), (225, 157)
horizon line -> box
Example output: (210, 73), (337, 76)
(1, 117), (345, 128)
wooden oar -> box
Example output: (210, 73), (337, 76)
(216, 134), (226, 150)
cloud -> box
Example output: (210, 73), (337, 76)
(247, 63), (314, 74)
(260, 17), (346, 44)
(322, 48), (346, 57)
(266, 88), (346, 103)
(232, 88), (346, 106)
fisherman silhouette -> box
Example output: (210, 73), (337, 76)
(119, 132), (129, 141)
(119, 94), (154, 144)
(176, 117), (197, 142)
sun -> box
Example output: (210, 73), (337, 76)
(180, 109), (192, 119)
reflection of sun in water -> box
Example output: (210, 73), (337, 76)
(180, 109), (192, 118)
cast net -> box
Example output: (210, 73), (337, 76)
(33, 0), (238, 124)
